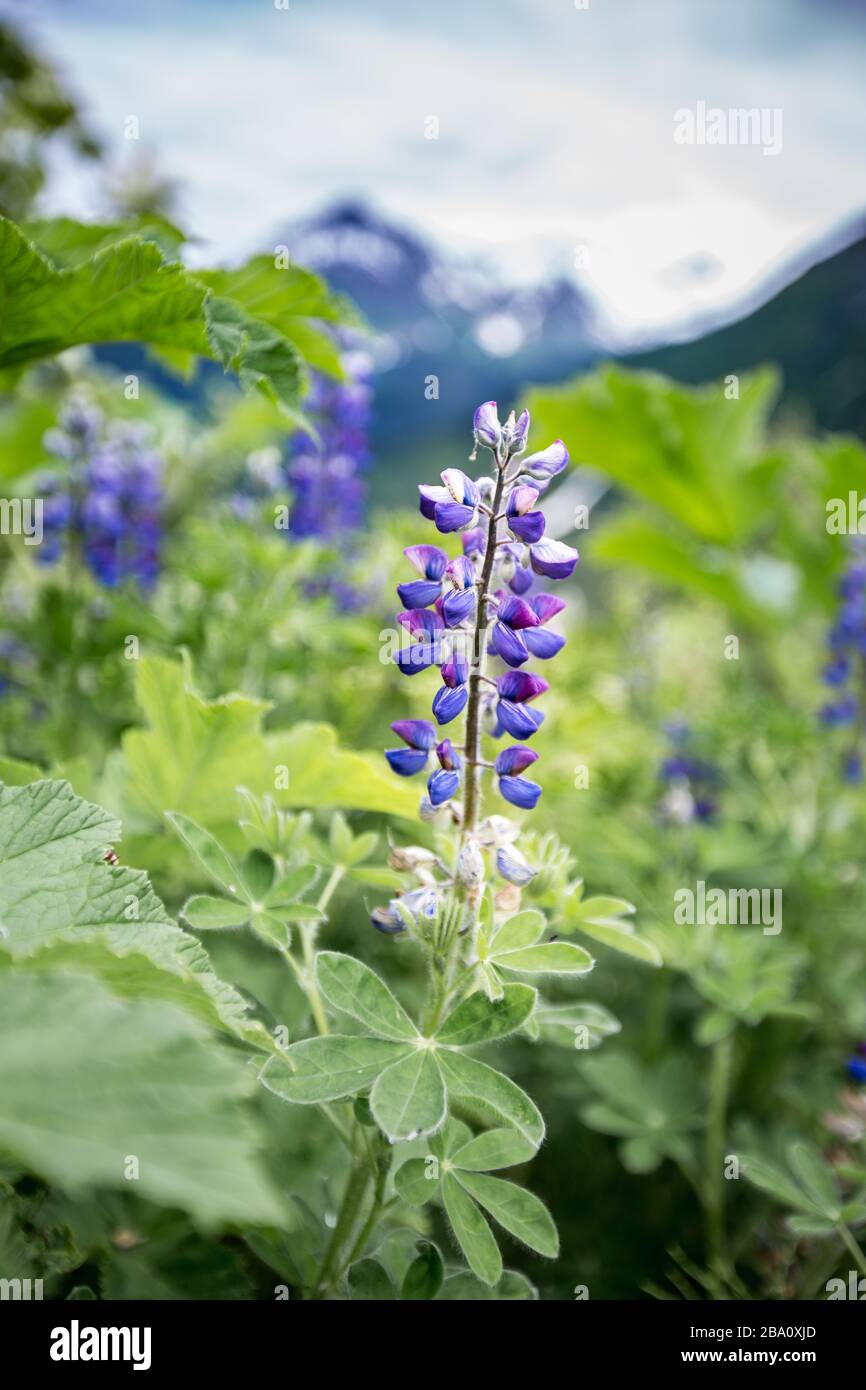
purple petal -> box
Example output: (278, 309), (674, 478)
(473, 400), (501, 449)
(507, 484), (540, 517)
(497, 671), (549, 703)
(436, 738), (461, 771)
(445, 555), (476, 589)
(428, 768), (460, 805)
(441, 652), (468, 687)
(530, 539), (578, 580)
(498, 774), (542, 809)
(495, 745), (539, 776)
(390, 719), (437, 750)
(522, 440), (568, 479)
(385, 748), (430, 776)
(442, 587), (477, 627)
(462, 528), (486, 559)
(441, 468), (479, 506)
(397, 578), (442, 609)
(419, 484), (449, 520)
(432, 683), (468, 725)
(434, 500), (477, 533)
(397, 608), (445, 637)
(498, 594), (540, 630)
(394, 644), (441, 675)
(522, 627), (565, 659)
(492, 621), (530, 668)
(496, 699), (544, 739)
(371, 905), (407, 935)
(509, 511), (546, 544)
(531, 592), (566, 624)
(509, 564), (533, 595)
(404, 543), (448, 579)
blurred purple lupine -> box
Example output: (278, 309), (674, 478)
(819, 547), (866, 782)
(287, 348), (373, 542)
(380, 400), (576, 913)
(38, 397), (163, 590)
(656, 720), (721, 825)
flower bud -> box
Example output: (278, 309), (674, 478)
(473, 400), (501, 450)
(419, 794), (442, 821)
(456, 839), (485, 888)
(388, 844), (437, 873)
(496, 844), (537, 886)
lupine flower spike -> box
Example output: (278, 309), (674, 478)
(379, 400), (576, 924)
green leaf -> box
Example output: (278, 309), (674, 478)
(315, 951), (418, 1042)
(441, 1173), (502, 1287)
(241, 849), (275, 902)
(451, 1129), (536, 1172)
(740, 1154), (823, 1216)
(0, 219), (207, 369)
(182, 895), (249, 931)
(566, 914), (662, 967)
(571, 896), (636, 919)
(0, 780), (260, 1042)
(347, 1257), (394, 1300)
(261, 1036), (407, 1104)
(394, 1157), (440, 1207)
(532, 1000), (621, 1050)
(401, 1241), (444, 1300)
(436, 1050), (544, 1149)
(166, 812), (247, 898)
(455, 1171), (559, 1258)
(436, 984), (536, 1047)
(204, 295), (302, 413)
(489, 910), (545, 954)
(0, 970), (282, 1228)
(116, 656), (419, 830)
(369, 1049), (446, 1142)
(495, 941), (594, 975)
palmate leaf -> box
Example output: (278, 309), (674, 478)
(741, 1144), (842, 1221)
(0, 779), (263, 1043)
(450, 1129), (536, 1171)
(561, 893), (662, 968)
(182, 895), (249, 931)
(527, 999), (621, 1049)
(436, 1050), (544, 1149)
(0, 970), (282, 1228)
(114, 655), (419, 830)
(479, 907), (594, 979)
(437, 1269), (537, 1300)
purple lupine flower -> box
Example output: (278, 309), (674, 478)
(506, 485), (546, 544)
(385, 720), (437, 776)
(494, 671), (549, 739)
(473, 400), (502, 451)
(530, 538), (579, 580)
(286, 349), (373, 541)
(395, 609), (445, 674)
(433, 469), (480, 533)
(398, 544), (448, 609)
(818, 546), (866, 780)
(657, 722), (721, 825)
(384, 399), (576, 842)
(489, 593), (540, 668)
(371, 887), (438, 935)
(39, 400), (163, 590)
(433, 651), (469, 725)
(495, 745), (541, 809)
(428, 738), (461, 805)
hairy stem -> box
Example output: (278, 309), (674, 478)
(314, 1157), (372, 1297)
(837, 1222), (866, 1278)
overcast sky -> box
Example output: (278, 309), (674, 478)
(9, 0), (866, 336)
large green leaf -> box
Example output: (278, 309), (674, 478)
(260, 1036), (407, 1104)
(451, 1129), (536, 1172)
(115, 656), (418, 829)
(0, 970), (282, 1228)
(441, 1173), (502, 1287)
(0, 780), (259, 1042)
(315, 951), (418, 1042)
(436, 1050), (544, 1149)
(369, 1049), (446, 1142)
(454, 1171), (558, 1258)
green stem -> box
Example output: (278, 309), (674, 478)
(461, 457), (506, 842)
(314, 1158), (372, 1297)
(704, 1030), (734, 1264)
